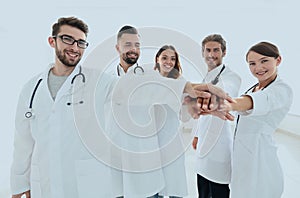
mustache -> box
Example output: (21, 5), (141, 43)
(126, 51), (138, 56)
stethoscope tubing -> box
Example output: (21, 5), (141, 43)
(25, 66), (85, 118)
(117, 63), (144, 76)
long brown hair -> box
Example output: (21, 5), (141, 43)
(154, 45), (182, 79)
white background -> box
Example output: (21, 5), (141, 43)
(1, 0), (299, 194)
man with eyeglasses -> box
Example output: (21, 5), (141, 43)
(10, 16), (119, 198)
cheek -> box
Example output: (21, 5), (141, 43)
(157, 58), (164, 65)
(171, 60), (176, 66)
(249, 66), (255, 74)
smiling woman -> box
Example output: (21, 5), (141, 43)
(152, 45), (188, 198)
(221, 41), (293, 198)
(154, 45), (182, 79)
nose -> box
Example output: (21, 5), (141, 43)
(208, 51), (215, 57)
(130, 45), (138, 52)
(69, 42), (80, 51)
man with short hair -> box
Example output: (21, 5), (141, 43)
(192, 34), (241, 198)
(10, 16), (117, 198)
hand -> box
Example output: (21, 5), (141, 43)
(201, 94), (219, 112)
(192, 137), (198, 150)
(201, 110), (235, 121)
(12, 190), (30, 198)
(183, 96), (202, 119)
(192, 83), (233, 102)
(184, 82), (211, 99)
(219, 98), (236, 112)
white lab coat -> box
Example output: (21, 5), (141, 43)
(193, 66), (241, 183)
(155, 105), (188, 197)
(230, 77), (293, 198)
(106, 65), (187, 197)
(10, 65), (120, 198)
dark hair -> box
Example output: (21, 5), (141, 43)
(117, 25), (139, 41)
(246, 41), (280, 61)
(154, 45), (182, 79)
(202, 34), (226, 52)
(52, 16), (89, 36)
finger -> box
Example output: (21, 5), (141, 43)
(225, 95), (235, 103)
(206, 84), (228, 99)
(225, 112), (235, 121)
(209, 94), (217, 111)
(199, 111), (210, 116)
(196, 97), (203, 105)
(194, 90), (211, 99)
(201, 98), (210, 111)
(218, 98), (224, 110)
(182, 95), (192, 105)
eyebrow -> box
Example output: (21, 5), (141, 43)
(59, 34), (86, 41)
(162, 55), (176, 57)
(257, 56), (269, 61)
(249, 56), (269, 63)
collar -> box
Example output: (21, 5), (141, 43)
(117, 63), (137, 76)
(204, 64), (225, 82)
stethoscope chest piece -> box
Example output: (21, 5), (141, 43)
(25, 111), (33, 119)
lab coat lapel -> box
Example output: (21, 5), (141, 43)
(40, 65), (55, 102)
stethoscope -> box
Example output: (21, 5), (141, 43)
(210, 64), (225, 85)
(233, 75), (277, 138)
(117, 63), (144, 76)
(25, 66), (86, 119)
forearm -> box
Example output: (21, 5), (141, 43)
(231, 95), (253, 111)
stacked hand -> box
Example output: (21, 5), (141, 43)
(183, 82), (235, 120)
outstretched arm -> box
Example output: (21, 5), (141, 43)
(220, 95), (253, 112)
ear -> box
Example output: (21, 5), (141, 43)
(276, 56), (282, 66)
(115, 44), (120, 54)
(222, 50), (227, 57)
(48, 36), (56, 48)
(155, 56), (159, 63)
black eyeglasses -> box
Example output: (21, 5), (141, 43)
(53, 34), (89, 49)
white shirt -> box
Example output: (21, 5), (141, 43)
(192, 65), (241, 183)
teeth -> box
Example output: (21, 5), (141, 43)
(67, 52), (78, 58)
(257, 71), (266, 75)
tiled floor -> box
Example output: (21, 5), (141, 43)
(183, 129), (300, 198)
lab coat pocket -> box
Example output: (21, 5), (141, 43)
(30, 165), (42, 198)
(75, 159), (113, 198)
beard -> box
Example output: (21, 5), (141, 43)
(56, 47), (81, 67)
(122, 51), (139, 65)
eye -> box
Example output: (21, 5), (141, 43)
(162, 57), (167, 60)
(249, 62), (255, 66)
(261, 59), (268, 63)
(62, 36), (74, 44)
(171, 57), (176, 61)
